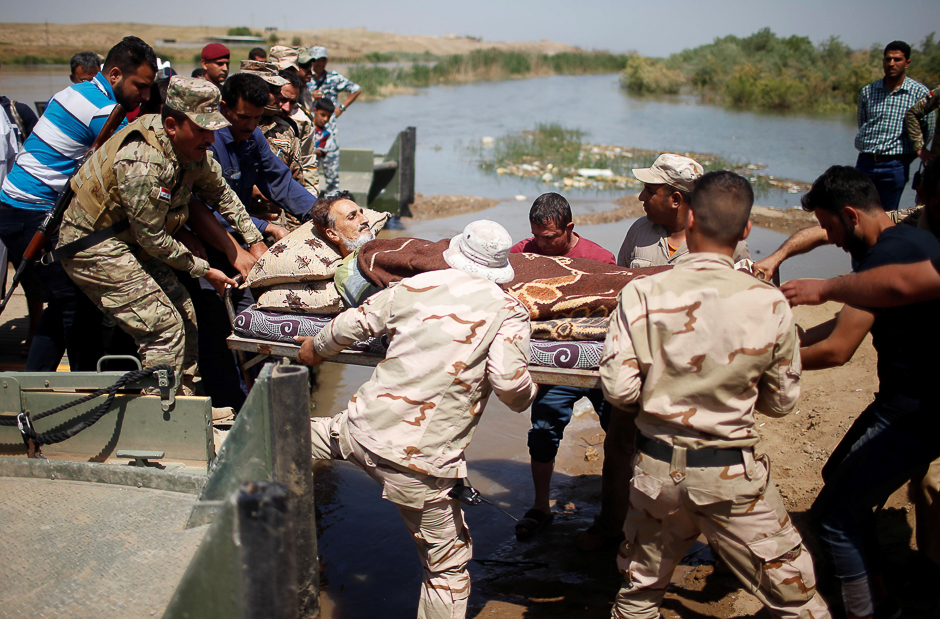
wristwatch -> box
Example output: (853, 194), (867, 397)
(339, 104), (347, 112)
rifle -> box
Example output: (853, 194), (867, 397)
(0, 104), (126, 317)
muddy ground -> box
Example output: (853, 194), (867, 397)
(466, 302), (940, 619)
(406, 193), (819, 237)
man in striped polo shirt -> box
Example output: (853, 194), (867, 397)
(855, 40), (933, 211)
(0, 36), (156, 371)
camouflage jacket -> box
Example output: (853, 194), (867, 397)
(260, 115), (305, 188)
(289, 106), (320, 194)
(61, 114), (262, 278)
(600, 252), (801, 450)
(904, 85), (939, 154)
(307, 70), (360, 135)
(314, 268), (538, 478)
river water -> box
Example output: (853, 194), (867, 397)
(6, 66), (883, 617)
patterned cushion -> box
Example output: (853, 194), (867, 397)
(245, 208), (390, 287)
(254, 280), (344, 315)
(232, 306), (603, 370)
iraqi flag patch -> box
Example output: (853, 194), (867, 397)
(158, 188), (172, 202)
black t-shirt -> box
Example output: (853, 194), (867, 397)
(856, 225), (940, 400)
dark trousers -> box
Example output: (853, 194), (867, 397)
(0, 206), (110, 371)
(176, 245), (256, 411)
(855, 154), (913, 211)
(812, 394), (940, 586)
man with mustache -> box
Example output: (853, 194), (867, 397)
(55, 76), (260, 397)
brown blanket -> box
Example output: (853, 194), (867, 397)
(357, 238), (670, 320)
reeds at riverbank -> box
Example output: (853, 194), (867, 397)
(621, 29), (940, 113)
(348, 49), (629, 100)
(472, 123), (811, 195)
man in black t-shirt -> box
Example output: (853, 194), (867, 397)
(795, 165), (940, 619)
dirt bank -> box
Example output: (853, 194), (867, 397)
(0, 23), (579, 63)
(405, 193), (819, 236)
(469, 301), (940, 618)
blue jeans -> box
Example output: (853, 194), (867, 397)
(855, 154), (912, 211)
(812, 394), (940, 587)
(0, 206), (106, 371)
(527, 385), (611, 463)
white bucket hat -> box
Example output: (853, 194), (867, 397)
(633, 153), (704, 193)
(443, 220), (515, 284)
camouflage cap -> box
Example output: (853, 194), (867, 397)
(297, 47), (314, 65)
(269, 45), (300, 71)
(165, 75), (230, 131)
(633, 153), (704, 193)
(239, 60), (289, 86)
(309, 46), (328, 60)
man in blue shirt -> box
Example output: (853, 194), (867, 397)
(0, 36), (156, 371)
(187, 72), (316, 410)
(855, 40), (932, 211)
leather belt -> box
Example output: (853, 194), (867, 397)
(637, 433), (743, 467)
(859, 153), (908, 162)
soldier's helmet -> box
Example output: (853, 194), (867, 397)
(164, 75), (230, 130)
(443, 220), (515, 284)
(240, 60), (289, 86)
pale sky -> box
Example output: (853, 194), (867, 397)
(1, 0), (937, 58)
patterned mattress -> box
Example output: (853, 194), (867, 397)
(233, 306), (603, 370)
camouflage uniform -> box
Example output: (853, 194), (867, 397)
(308, 70), (360, 193)
(261, 115), (305, 186)
(600, 252), (830, 619)
(904, 85), (939, 158)
(310, 267), (538, 619)
(290, 106), (320, 194)
(57, 78), (262, 394)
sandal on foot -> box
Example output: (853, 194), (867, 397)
(515, 508), (553, 541)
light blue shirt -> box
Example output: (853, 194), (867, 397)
(0, 73), (125, 211)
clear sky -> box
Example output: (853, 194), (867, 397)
(1, 0), (936, 57)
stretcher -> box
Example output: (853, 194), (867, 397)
(223, 289), (602, 389)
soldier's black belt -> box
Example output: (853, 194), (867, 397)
(637, 433), (743, 467)
(40, 219), (131, 265)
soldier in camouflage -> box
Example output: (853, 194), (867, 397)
(307, 46), (360, 194)
(297, 220), (538, 619)
(600, 171), (831, 618)
(58, 76), (263, 395)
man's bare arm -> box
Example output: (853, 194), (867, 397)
(800, 304), (875, 371)
(782, 260), (940, 307)
(752, 225), (829, 282)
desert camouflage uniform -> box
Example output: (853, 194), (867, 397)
(58, 113), (262, 394)
(310, 268), (538, 619)
(290, 106), (320, 195)
(307, 70), (359, 193)
(600, 252), (830, 619)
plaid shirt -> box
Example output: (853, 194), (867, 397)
(855, 76), (932, 155)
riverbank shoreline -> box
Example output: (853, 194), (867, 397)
(408, 193), (818, 236)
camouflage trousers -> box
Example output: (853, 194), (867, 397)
(320, 148), (340, 194)
(311, 412), (472, 619)
(612, 443), (831, 619)
(912, 457), (940, 566)
(60, 226), (198, 395)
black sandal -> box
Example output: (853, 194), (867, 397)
(514, 508), (553, 541)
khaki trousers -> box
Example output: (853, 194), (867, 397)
(612, 445), (831, 619)
(311, 413), (472, 619)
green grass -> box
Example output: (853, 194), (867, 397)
(472, 124), (758, 194)
(620, 28), (940, 113)
(347, 48), (630, 99)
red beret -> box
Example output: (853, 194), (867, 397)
(201, 43), (231, 61)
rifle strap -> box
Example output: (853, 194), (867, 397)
(41, 219), (131, 264)
(6, 101), (26, 147)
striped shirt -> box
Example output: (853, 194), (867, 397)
(855, 76), (932, 156)
(0, 73), (124, 211)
